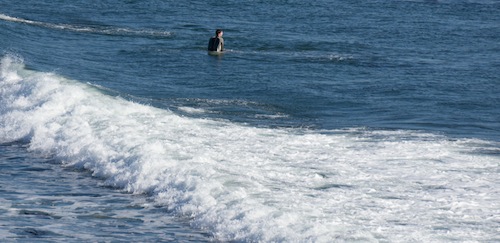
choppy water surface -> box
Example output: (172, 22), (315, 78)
(0, 143), (211, 241)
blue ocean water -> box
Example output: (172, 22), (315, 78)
(1, 0), (499, 242)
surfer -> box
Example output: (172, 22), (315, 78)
(207, 29), (224, 53)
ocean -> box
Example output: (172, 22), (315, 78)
(1, 0), (499, 242)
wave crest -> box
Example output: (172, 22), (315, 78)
(0, 13), (172, 37)
(1, 55), (498, 242)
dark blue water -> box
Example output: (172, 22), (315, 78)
(1, 1), (499, 242)
(0, 143), (210, 242)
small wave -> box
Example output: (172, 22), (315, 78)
(170, 97), (290, 121)
(0, 13), (171, 37)
(177, 106), (209, 114)
(230, 48), (356, 64)
(254, 113), (289, 119)
(290, 52), (356, 64)
(326, 53), (354, 62)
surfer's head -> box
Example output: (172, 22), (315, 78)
(216, 29), (223, 37)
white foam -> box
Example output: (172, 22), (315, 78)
(177, 106), (208, 114)
(0, 13), (171, 37)
(1, 55), (498, 242)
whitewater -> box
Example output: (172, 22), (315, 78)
(1, 55), (498, 242)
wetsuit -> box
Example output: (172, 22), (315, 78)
(208, 37), (224, 52)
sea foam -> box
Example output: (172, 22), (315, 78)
(0, 13), (171, 37)
(1, 55), (498, 242)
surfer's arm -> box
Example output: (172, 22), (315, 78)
(220, 38), (224, 51)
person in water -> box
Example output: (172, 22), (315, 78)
(208, 29), (224, 52)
